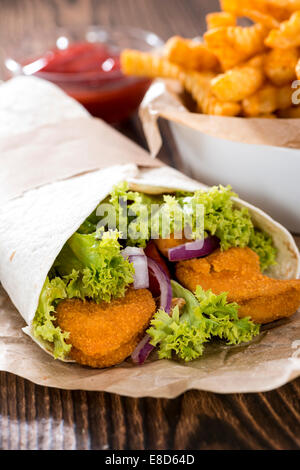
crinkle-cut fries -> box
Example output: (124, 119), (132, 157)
(121, 0), (300, 118)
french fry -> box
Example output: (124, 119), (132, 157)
(220, 0), (296, 22)
(242, 9), (279, 29)
(265, 11), (300, 48)
(220, 0), (280, 28)
(204, 23), (268, 70)
(242, 83), (277, 116)
(277, 106), (300, 118)
(264, 47), (298, 85)
(183, 71), (241, 115)
(164, 36), (219, 71)
(296, 57), (300, 80)
(247, 54), (265, 68)
(276, 85), (294, 110)
(122, 6), (300, 119)
(210, 57), (265, 102)
(206, 11), (236, 29)
(242, 82), (295, 116)
(121, 49), (185, 81)
(263, 0), (300, 18)
(242, 9), (280, 29)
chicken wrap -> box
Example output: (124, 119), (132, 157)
(0, 162), (299, 368)
(0, 77), (299, 370)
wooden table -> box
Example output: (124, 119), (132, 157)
(0, 0), (300, 451)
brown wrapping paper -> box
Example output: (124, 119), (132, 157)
(0, 254), (299, 397)
(139, 80), (300, 156)
(0, 77), (300, 397)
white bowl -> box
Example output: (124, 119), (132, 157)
(169, 120), (300, 233)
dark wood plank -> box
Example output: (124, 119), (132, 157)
(0, 0), (300, 451)
(1, 377), (300, 450)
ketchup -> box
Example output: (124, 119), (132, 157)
(24, 42), (151, 123)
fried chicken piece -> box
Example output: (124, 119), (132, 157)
(55, 288), (156, 368)
(176, 247), (300, 324)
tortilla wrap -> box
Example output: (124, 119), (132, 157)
(0, 76), (299, 362)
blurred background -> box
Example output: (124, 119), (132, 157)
(0, 0), (220, 80)
(0, 0), (218, 156)
(0, 0), (219, 44)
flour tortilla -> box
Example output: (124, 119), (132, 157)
(0, 76), (298, 360)
(0, 163), (298, 358)
(0, 75), (89, 139)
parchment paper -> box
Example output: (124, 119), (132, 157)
(139, 79), (300, 156)
(0, 267), (299, 397)
(0, 77), (300, 398)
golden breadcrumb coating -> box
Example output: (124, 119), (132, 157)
(70, 336), (141, 369)
(55, 288), (156, 368)
(176, 247), (300, 324)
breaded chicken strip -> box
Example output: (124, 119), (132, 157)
(55, 288), (156, 368)
(176, 247), (300, 324)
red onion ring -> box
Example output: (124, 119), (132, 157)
(168, 235), (219, 262)
(147, 258), (172, 313)
(131, 257), (172, 364)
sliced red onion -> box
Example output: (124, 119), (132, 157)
(147, 258), (172, 313)
(121, 247), (149, 289)
(131, 257), (172, 365)
(131, 335), (154, 364)
(168, 235), (219, 262)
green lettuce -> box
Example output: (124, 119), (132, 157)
(147, 281), (260, 362)
(54, 229), (135, 303)
(249, 228), (277, 272)
(108, 181), (162, 247)
(107, 183), (277, 270)
(32, 277), (71, 359)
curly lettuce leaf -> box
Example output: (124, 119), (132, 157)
(54, 230), (135, 303)
(108, 182), (162, 247)
(108, 183), (277, 271)
(249, 228), (277, 272)
(32, 277), (71, 359)
(178, 185), (253, 249)
(147, 281), (260, 362)
(176, 186), (277, 270)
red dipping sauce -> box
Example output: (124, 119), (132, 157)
(22, 41), (151, 123)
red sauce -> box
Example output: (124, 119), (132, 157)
(24, 42), (151, 123)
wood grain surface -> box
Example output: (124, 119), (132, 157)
(0, 0), (300, 451)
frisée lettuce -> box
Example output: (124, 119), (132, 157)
(33, 277), (70, 358)
(147, 281), (260, 362)
(54, 229), (134, 303)
(107, 183), (277, 271)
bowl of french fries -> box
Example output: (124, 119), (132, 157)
(120, 0), (300, 233)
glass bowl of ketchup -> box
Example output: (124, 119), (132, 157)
(2, 26), (163, 123)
